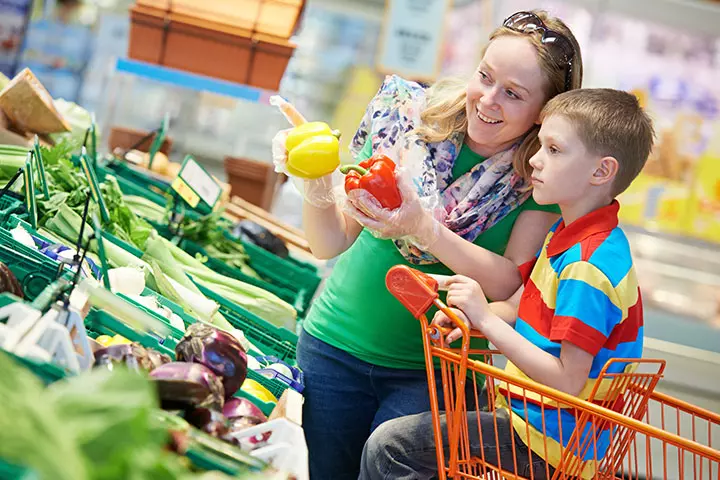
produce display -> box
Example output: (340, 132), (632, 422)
(0, 69), (312, 479)
(0, 140), (298, 331)
(0, 351), (288, 480)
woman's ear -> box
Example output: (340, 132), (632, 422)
(590, 156), (619, 186)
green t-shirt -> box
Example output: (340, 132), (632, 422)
(303, 142), (559, 369)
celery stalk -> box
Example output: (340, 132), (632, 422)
(143, 234), (201, 294)
(161, 237), (295, 308)
(166, 276), (219, 321)
(197, 280), (296, 330)
(155, 237), (297, 327)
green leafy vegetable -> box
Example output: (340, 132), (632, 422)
(35, 142), (153, 251)
(0, 353), (187, 479)
(0, 353), (87, 480)
(174, 209), (259, 280)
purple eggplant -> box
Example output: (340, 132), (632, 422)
(184, 407), (231, 438)
(175, 323), (248, 399)
(150, 362), (225, 411)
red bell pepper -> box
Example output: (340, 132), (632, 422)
(340, 154), (403, 210)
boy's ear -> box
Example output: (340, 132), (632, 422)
(590, 156), (619, 186)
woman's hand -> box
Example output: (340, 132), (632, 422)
(271, 128), (292, 175)
(344, 173), (440, 249)
(272, 129), (337, 209)
(432, 307), (471, 344)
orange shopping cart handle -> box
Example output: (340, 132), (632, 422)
(386, 265), (439, 318)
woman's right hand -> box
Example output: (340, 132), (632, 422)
(272, 128), (338, 210)
(344, 172), (441, 249)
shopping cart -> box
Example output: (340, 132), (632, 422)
(385, 265), (720, 480)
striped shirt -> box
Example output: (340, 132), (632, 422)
(495, 201), (643, 478)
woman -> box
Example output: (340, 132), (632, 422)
(273, 10), (583, 479)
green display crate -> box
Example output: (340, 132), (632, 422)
(241, 238), (321, 309)
(0, 195), (25, 224)
(180, 238), (308, 317)
(0, 243), (67, 300)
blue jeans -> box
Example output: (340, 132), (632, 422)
(297, 329), (479, 480)
(359, 409), (553, 480)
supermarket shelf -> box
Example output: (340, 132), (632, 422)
(645, 307), (720, 354)
(115, 58), (276, 103)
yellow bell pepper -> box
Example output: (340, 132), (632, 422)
(95, 335), (113, 346)
(108, 335), (132, 346)
(241, 378), (278, 403)
(286, 121), (341, 179)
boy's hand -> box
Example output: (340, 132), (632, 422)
(431, 276), (494, 343)
(432, 308), (471, 344)
(445, 275), (492, 328)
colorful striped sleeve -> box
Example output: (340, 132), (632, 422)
(550, 261), (622, 355)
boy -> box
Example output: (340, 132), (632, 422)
(359, 88), (655, 480)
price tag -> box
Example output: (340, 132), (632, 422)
(171, 176), (201, 208)
(171, 156), (221, 210)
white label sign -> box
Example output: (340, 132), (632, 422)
(179, 157), (221, 208)
(377, 0), (452, 80)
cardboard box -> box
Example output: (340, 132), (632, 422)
(128, 3), (297, 90)
(0, 68), (70, 135)
(136, 0), (304, 38)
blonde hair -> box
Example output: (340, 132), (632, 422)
(415, 10), (583, 179)
(540, 89), (655, 197)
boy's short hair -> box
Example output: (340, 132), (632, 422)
(540, 88), (655, 196)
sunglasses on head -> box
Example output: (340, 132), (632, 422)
(503, 11), (575, 92)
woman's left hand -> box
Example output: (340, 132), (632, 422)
(344, 173), (441, 249)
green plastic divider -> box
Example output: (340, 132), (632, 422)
(0, 195), (24, 223)
(234, 387), (277, 418)
(9, 351), (68, 385)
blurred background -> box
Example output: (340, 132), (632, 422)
(2, 0), (719, 415)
